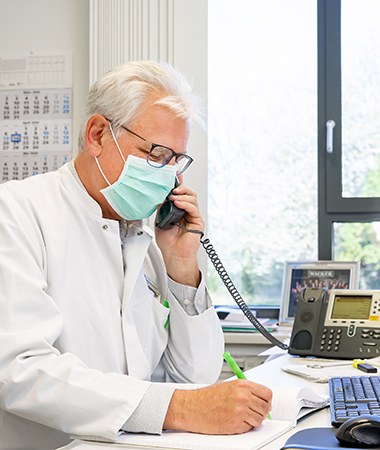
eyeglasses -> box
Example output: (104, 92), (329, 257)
(107, 119), (193, 175)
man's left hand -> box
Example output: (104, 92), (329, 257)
(155, 183), (203, 288)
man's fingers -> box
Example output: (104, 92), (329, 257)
(164, 379), (273, 435)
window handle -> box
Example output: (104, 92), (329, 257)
(326, 120), (336, 153)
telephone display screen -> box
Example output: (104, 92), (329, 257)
(331, 295), (372, 320)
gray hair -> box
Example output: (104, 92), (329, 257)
(75, 61), (203, 156)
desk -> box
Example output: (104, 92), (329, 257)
(60, 353), (333, 450)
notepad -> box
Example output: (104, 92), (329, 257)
(84, 386), (329, 450)
(115, 421), (294, 450)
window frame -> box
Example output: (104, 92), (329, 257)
(318, 0), (380, 261)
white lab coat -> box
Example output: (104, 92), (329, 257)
(0, 163), (224, 450)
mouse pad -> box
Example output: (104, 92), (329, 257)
(281, 427), (380, 450)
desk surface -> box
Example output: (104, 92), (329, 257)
(60, 354), (333, 450)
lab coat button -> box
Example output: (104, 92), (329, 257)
(102, 224), (108, 230)
(184, 299), (190, 305)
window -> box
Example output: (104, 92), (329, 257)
(208, 0), (318, 306)
(319, 0), (380, 290)
(208, 0), (380, 307)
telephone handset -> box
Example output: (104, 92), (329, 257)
(155, 178), (288, 351)
(156, 176), (185, 230)
(289, 288), (380, 359)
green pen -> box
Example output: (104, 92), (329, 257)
(164, 300), (170, 328)
(223, 351), (272, 420)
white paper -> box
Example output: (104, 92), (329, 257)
(115, 420), (294, 450)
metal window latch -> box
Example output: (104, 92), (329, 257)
(326, 119), (336, 154)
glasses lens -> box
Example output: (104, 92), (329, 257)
(148, 146), (172, 165)
(147, 147), (192, 174)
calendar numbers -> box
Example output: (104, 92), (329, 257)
(0, 88), (72, 182)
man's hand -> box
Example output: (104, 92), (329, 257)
(155, 183), (204, 288)
(163, 380), (273, 435)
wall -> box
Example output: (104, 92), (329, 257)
(0, 0), (90, 150)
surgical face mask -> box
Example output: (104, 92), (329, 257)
(95, 123), (177, 220)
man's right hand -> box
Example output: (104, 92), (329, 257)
(163, 379), (273, 435)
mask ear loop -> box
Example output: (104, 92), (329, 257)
(94, 156), (111, 186)
(108, 121), (126, 163)
(94, 121), (126, 187)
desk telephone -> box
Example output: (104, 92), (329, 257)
(289, 287), (380, 359)
(155, 178), (289, 350)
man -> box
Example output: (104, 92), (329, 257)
(0, 61), (272, 450)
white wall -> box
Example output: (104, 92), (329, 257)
(0, 0), (90, 150)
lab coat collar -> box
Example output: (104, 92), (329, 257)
(58, 162), (105, 218)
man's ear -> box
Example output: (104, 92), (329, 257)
(85, 115), (109, 157)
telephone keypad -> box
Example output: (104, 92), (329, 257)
(319, 326), (380, 355)
(319, 327), (343, 352)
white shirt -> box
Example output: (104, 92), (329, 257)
(0, 162), (224, 450)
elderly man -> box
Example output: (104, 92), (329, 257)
(0, 61), (272, 450)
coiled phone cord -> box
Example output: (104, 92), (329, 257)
(175, 223), (289, 351)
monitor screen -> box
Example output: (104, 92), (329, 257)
(331, 295), (372, 320)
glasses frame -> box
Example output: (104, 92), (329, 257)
(105, 118), (193, 175)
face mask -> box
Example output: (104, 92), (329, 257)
(95, 123), (177, 220)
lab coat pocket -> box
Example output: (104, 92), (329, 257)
(144, 298), (170, 373)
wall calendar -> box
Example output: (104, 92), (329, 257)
(0, 51), (72, 183)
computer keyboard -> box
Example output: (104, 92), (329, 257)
(329, 376), (380, 427)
